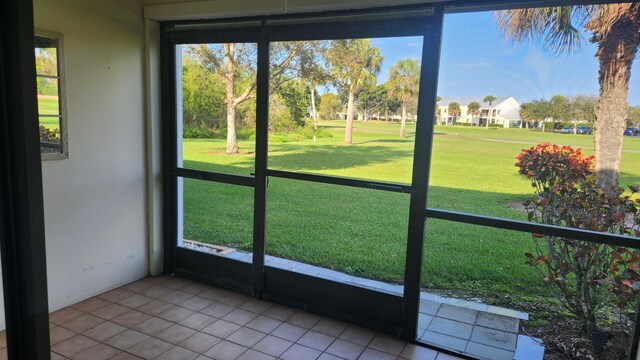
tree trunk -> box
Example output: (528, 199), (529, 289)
(385, 109), (389, 122)
(594, 27), (639, 192)
(345, 90), (355, 144)
(225, 99), (239, 154)
(311, 86), (317, 129)
(224, 44), (239, 155)
(400, 102), (407, 138)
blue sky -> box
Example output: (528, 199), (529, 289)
(370, 11), (640, 106)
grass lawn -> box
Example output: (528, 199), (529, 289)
(38, 96), (60, 131)
(181, 120), (640, 299)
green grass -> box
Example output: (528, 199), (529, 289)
(181, 120), (640, 298)
(38, 97), (60, 130)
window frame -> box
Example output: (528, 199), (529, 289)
(35, 29), (68, 160)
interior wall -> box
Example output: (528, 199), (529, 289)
(23, 0), (149, 319)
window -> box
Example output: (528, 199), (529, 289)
(35, 31), (67, 159)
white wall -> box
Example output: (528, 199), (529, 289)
(30, 0), (149, 316)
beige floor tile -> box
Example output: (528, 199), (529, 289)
(49, 325), (76, 345)
(139, 285), (173, 299)
(50, 335), (98, 357)
(239, 299), (273, 314)
(161, 290), (194, 305)
(236, 349), (275, 360)
(201, 319), (241, 339)
(155, 324), (198, 344)
(179, 313), (217, 331)
(118, 294), (154, 309)
(91, 303), (130, 320)
(203, 340), (248, 360)
(357, 348), (395, 360)
(123, 280), (155, 293)
(262, 304), (296, 322)
(245, 315), (282, 334)
(222, 308), (258, 326)
(270, 323), (307, 342)
(111, 353), (144, 360)
(132, 316), (174, 336)
(50, 352), (66, 360)
(297, 330), (335, 352)
(200, 302), (235, 318)
(198, 287), (231, 301)
(339, 326), (375, 347)
(368, 334), (405, 356)
(70, 343), (121, 360)
(72, 297), (111, 313)
(226, 327), (266, 348)
(312, 318), (347, 337)
(98, 288), (135, 302)
(49, 307), (85, 325)
(325, 339), (365, 360)
(128, 337), (173, 359)
(252, 335), (293, 357)
(61, 313), (105, 333)
(180, 296), (213, 311)
(180, 282), (212, 296)
(158, 306), (196, 323)
(179, 332), (221, 354)
(399, 343), (438, 360)
(286, 311), (321, 329)
(136, 299), (175, 316)
(103, 329), (149, 350)
(162, 278), (193, 290)
(280, 344), (321, 360)
(154, 346), (199, 360)
(218, 292), (251, 307)
(112, 310), (153, 328)
(82, 321), (127, 342)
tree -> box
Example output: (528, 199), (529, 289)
(386, 58), (420, 138)
(570, 95), (598, 127)
(483, 95), (497, 129)
(628, 105), (640, 127)
(467, 101), (481, 123)
(181, 58), (226, 131)
(190, 42), (305, 154)
(447, 102), (461, 124)
(327, 39), (383, 144)
(496, 4), (640, 190)
(298, 41), (329, 129)
(358, 84), (387, 122)
(549, 94), (571, 131)
(318, 93), (343, 119)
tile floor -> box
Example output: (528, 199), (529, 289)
(0, 275), (466, 360)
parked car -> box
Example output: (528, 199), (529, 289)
(576, 126), (593, 134)
(560, 126), (573, 134)
(624, 128), (640, 136)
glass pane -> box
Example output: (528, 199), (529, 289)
(268, 37), (423, 185)
(266, 178), (409, 290)
(419, 219), (637, 359)
(37, 79), (59, 115)
(178, 178), (253, 261)
(177, 43), (257, 176)
(429, 7), (640, 235)
(35, 37), (58, 77)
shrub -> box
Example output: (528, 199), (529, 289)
(516, 143), (640, 337)
(39, 126), (60, 142)
(183, 126), (217, 139)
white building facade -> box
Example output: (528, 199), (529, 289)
(437, 96), (522, 128)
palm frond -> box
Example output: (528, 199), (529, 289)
(495, 6), (589, 55)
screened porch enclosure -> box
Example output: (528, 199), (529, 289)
(2, 0), (640, 359)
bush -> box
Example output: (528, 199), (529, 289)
(183, 126), (217, 139)
(516, 143), (640, 337)
(39, 126), (60, 142)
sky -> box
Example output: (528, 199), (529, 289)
(369, 11), (640, 106)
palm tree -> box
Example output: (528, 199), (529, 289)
(448, 102), (461, 125)
(386, 58), (420, 138)
(483, 95), (497, 129)
(327, 39), (383, 144)
(496, 5), (640, 190)
(467, 101), (481, 125)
